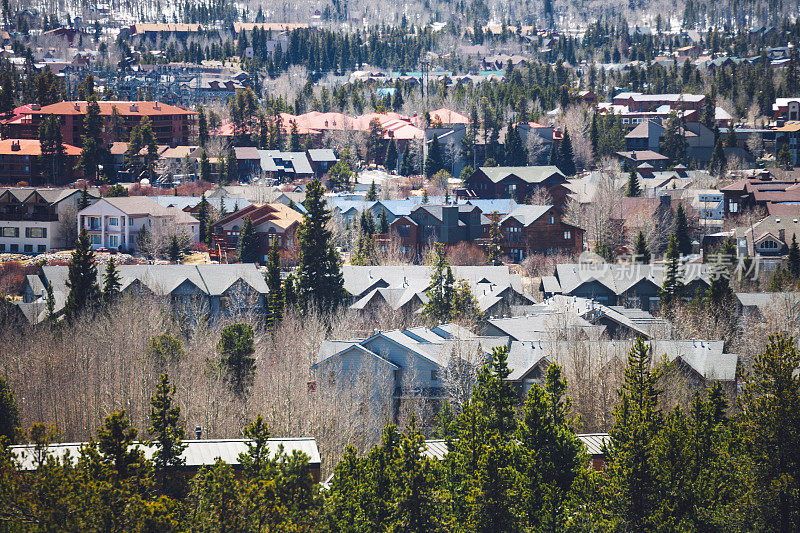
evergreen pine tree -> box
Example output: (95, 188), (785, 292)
(79, 96), (104, 181)
(673, 204), (692, 256)
(709, 138), (727, 177)
(604, 338), (664, 531)
(660, 234), (684, 307)
(737, 334), (800, 531)
(237, 216), (259, 263)
(558, 127), (576, 175)
(627, 168), (641, 197)
(197, 193), (210, 245)
(399, 144), (413, 176)
(200, 149), (211, 182)
(102, 257), (121, 303)
(487, 212), (503, 266)
(503, 123), (527, 165)
(384, 138), (398, 172)
(0, 374), (19, 443)
(265, 239), (283, 328)
(148, 373), (186, 495)
(422, 243), (455, 323)
(424, 134), (443, 177)
(295, 180), (346, 313)
(64, 229), (101, 320)
(38, 113), (64, 184)
(217, 323), (256, 397)
(378, 210), (389, 234)
(225, 148), (238, 184)
(168, 234), (182, 262)
(79, 184), (91, 209)
(365, 180), (378, 201)
(789, 234), (800, 279)
(197, 106), (209, 146)
(634, 230), (650, 263)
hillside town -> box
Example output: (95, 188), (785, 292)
(1, 0), (800, 530)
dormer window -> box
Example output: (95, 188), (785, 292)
(760, 239), (780, 250)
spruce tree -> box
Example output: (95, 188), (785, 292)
(295, 180), (346, 313)
(64, 228), (101, 320)
(148, 373), (186, 495)
(365, 181), (378, 201)
(378, 209), (389, 234)
(604, 338), (663, 531)
(384, 138), (398, 172)
(197, 106), (209, 146)
(399, 144), (413, 176)
(709, 138), (727, 177)
(558, 127), (576, 175)
(38, 113), (64, 184)
(789, 234), (800, 279)
(225, 148), (238, 184)
(197, 194), (210, 245)
(627, 168), (641, 197)
(217, 323), (256, 397)
(660, 234), (684, 308)
(503, 123), (527, 165)
(168, 234), (182, 262)
(487, 212), (503, 266)
(424, 134), (443, 177)
(738, 334), (800, 532)
(265, 239), (283, 328)
(673, 204), (692, 256)
(0, 374), (19, 443)
(200, 149), (211, 182)
(515, 364), (583, 530)
(79, 96), (104, 181)
(422, 243), (455, 323)
(634, 230), (650, 263)
(102, 257), (121, 303)
(237, 216), (259, 263)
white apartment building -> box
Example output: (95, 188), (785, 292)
(0, 188), (98, 254)
(77, 196), (199, 252)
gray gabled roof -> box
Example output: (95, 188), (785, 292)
(502, 205), (552, 227)
(306, 148), (337, 162)
(477, 165), (565, 184)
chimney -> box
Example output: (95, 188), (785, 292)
(130, 103), (138, 112)
(74, 102), (80, 111)
(154, 101), (161, 110)
(779, 228), (786, 243)
(194, 426), (202, 439)
(11, 140), (20, 151)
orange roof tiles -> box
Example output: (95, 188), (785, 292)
(0, 139), (81, 157)
(25, 101), (196, 117)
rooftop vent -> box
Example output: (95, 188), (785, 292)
(130, 103), (138, 112)
(74, 102), (80, 111)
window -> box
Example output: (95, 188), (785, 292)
(759, 239), (780, 250)
(548, 215), (555, 224)
(108, 217), (119, 226)
(0, 244), (4, 251)
(505, 226), (521, 242)
(88, 217), (101, 230)
(37, 245), (46, 253)
(728, 200), (739, 213)
(563, 230), (571, 240)
(430, 369), (439, 381)
(1, 227), (19, 238)
(25, 227), (47, 238)
(90, 234), (101, 245)
(108, 235), (119, 248)
(398, 224), (410, 238)
(23, 244), (33, 253)
(10, 244), (18, 252)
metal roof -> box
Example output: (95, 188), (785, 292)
(10, 438), (320, 471)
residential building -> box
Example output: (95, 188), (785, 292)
(543, 263), (712, 311)
(312, 325), (508, 424)
(3, 101), (197, 147)
(775, 121), (800, 165)
(19, 264), (268, 321)
(616, 150), (670, 170)
(731, 214), (800, 259)
(720, 174), (800, 216)
(384, 203), (484, 256)
(495, 204), (584, 260)
(232, 146), (262, 181)
(0, 187), (98, 253)
(342, 265), (533, 317)
(505, 338), (737, 398)
(772, 97), (800, 121)
(0, 139), (83, 186)
(306, 149), (338, 177)
(465, 166), (570, 207)
(210, 202), (303, 261)
(77, 196), (199, 251)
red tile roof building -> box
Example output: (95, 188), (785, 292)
(2, 101), (197, 148)
(0, 139), (83, 185)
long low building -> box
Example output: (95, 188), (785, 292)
(342, 265), (533, 316)
(10, 438), (321, 481)
(18, 264), (268, 322)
